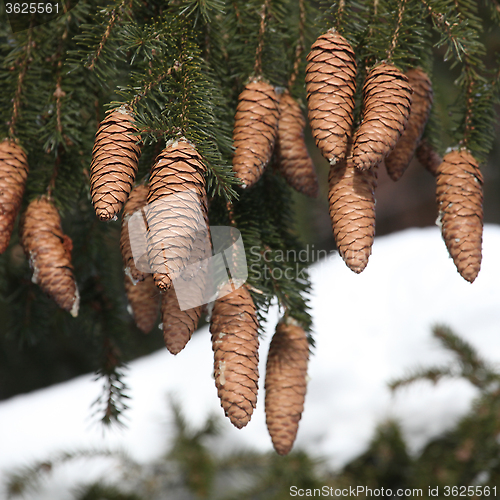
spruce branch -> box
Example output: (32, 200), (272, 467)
(287, 0), (306, 89)
(386, 0), (407, 61)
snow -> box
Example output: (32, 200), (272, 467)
(1, 225), (500, 495)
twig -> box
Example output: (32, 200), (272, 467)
(253, 0), (271, 76)
(288, 0), (306, 89)
(386, 0), (406, 60)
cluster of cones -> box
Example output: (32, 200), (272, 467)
(0, 139), (80, 316)
(304, 29), (482, 282)
(231, 28), (483, 283)
(89, 106), (310, 455)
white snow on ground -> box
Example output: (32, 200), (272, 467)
(1, 225), (499, 496)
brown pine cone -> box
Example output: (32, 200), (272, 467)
(352, 63), (412, 171)
(232, 79), (280, 188)
(277, 92), (319, 198)
(90, 107), (141, 221)
(20, 197), (79, 316)
(265, 319), (309, 456)
(0, 139), (29, 254)
(416, 139), (442, 177)
(121, 184), (149, 283)
(328, 156), (377, 273)
(305, 29), (357, 165)
(125, 274), (159, 333)
(210, 284), (259, 429)
(161, 286), (202, 355)
(436, 150), (483, 283)
(147, 138), (209, 291)
(385, 68), (433, 181)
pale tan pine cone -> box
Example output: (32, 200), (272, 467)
(305, 29), (357, 165)
(20, 197), (79, 316)
(436, 150), (483, 283)
(328, 155), (377, 273)
(352, 63), (412, 171)
(385, 68), (433, 181)
(90, 107), (141, 221)
(232, 79), (280, 188)
(125, 274), (159, 333)
(277, 92), (319, 197)
(0, 139), (29, 254)
(210, 283), (259, 429)
(147, 138), (210, 291)
(265, 319), (309, 456)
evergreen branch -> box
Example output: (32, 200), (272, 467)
(5, 448), (136, 498)
(389, 366), (456, 391)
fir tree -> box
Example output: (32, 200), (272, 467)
(0, 0), (498, 449)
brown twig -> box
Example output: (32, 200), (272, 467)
(253, 0), (271, 76)
(8, 26), (34, 139)
(386, 0), (406, 60)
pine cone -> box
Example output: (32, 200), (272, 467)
(328, 156), (377, 273)
(416, 139), (442, 177)
(125, 274), (159, 333)
(385, 68), (433, 181)
(161, 286), (202, 355)
(20, 197), (79, 316)
(121, 184), (149, 283)
(232, 79), (280, 188)
(352, 63), (412, 171)
(90, 107), (141, 221)
(265, 319), (309, 456)
(305, 29), (357, 165)
(436, 150), (483, 283)
(147, 138), (209, 291)
(277, 92), (319, 198)
(210, 284), (259, 429)
(0, 139), (29, 254)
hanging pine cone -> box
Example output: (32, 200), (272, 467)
(385, 68), (433, 181)
(305, 29), (357, 165)
(328, 156), (378, 273)
(125, 274), (159, 333)
(147, 138), (210, 291)
(20, 197), (79, 316)
(161, 286), (202, 355)
(352, 63), (412, 171)
(277, 92), (319, 198)
(0, 139), (29, 254)
(416, 139), (442, 177)
(210, 284), (259, 429)
(90, 107), (141, 221)
(265, 319), (309, 456)
(121, 184), (149, 283)
(436, 150), (483, 283)
(232, 79), (280, 188)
